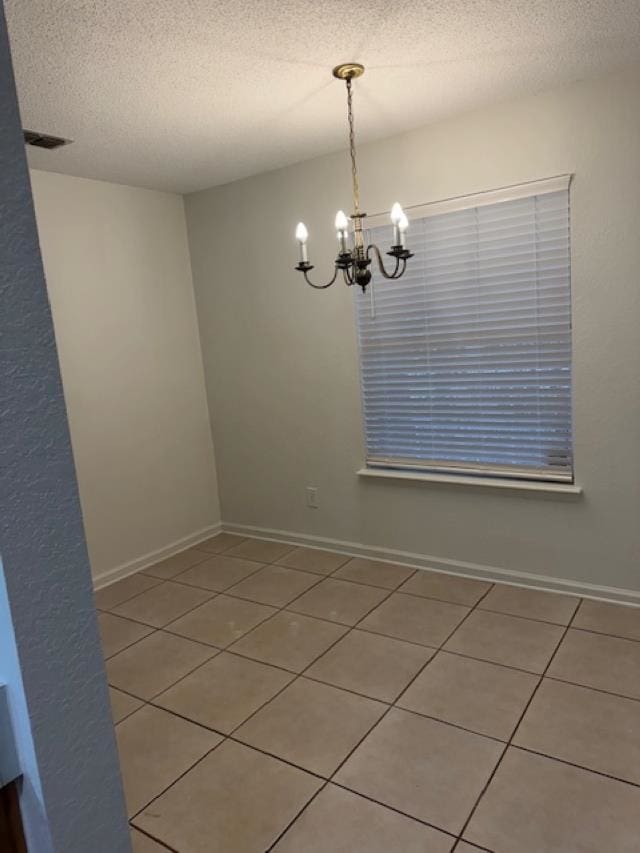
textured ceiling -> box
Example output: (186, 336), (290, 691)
(5, 1), (640, 193)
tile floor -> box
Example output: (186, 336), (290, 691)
(95, 534), (640, 852)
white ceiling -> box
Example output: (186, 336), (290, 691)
(6, 1), (640, 194)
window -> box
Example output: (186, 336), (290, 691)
(354, 176), (573, 483)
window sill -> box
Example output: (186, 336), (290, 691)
(357, 467), (583, 497)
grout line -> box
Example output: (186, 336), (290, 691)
(391, 706), (506, 745)
(110, 684), (151, 704)
(168, 555), (270, 589)
(130, 736), (227, 823)
(543, 673), (640, 704)
(105, 585), (219, 630)
(263, 781), (328, 851)
(111, 699), (146, 727)
(453, 598), (581, 845)
(130, 824), (177, 852)
(421, 645), (541, 675)
(510, 743), (640, 790)
(225, 734), (327, 781)
(450, 836), (494, 852)
(566, 623), (640, 644)
(140, 549), (213, 581)
(473, 602), (580, 629)
(331, 780), (463, 845)
(95, 576), (164, 610)
(101, 624), (158, 661)
(145, 649), (221, 703)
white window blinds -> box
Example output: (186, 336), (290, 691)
(354, 177), (573, 482)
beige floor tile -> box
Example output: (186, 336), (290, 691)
(573, 598), (640, 642)
(307, 629), (434, 702)
(335, 708), (502, 834)
(455, 844), (484, 852)
(235, 677), (386, 777)
(465, 747), (640, 852)
(156, 652), (294, 733)
(548, 628), (640, 699)
(399, 570), (491, 606)
(333, 558), (415, 590)
(479, 584), (579, 625)
(131, 828), (169, 852)
(95, 573), (160, 611)
(172, 554), (264, 592)
(112, 581), (215, 628)
(277, 546), (350, 575)
(444, 610), (564, 673)
(109, 687), (143, 724)
(168, 594), (276, 647)
(230, 611), (348, 672)
(360, 593), (469, 647)
(195, 532), (247, 553)
(133, 740), (322, 851)
(142, 546), (209, 580)
(116, 705), (220, 816)
(273, 784), (453, 853)
(514, 678), (640, 784)
(225, 537), (295, 563)
(397, 651), (537, 740)
(99, 612), (154, 659)
(227, 564), (321, 607)
(289, 578), (389, 626)
(107, 631), (216, 699)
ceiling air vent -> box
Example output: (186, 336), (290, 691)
(23, 130), (72, 150)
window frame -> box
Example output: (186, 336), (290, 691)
(355, 175), (575, 486)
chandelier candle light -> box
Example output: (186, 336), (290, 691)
(294, 63), (413, 292)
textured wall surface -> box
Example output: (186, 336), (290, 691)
(0, 6), (130, 851)
(187, 65), (640, 595)
(31, 170), (221, 579)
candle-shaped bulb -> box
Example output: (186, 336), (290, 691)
(335, 210), (349, 232)
(335, 210), (349, 254)
(390, 202), (404, 246)
(398, 213), (409, 248)
(295, 222), (309, 264)
(390, 202), (404, 225)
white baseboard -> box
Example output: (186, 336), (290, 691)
(93, 522), (222, 590)
(222, 521), (640, 607)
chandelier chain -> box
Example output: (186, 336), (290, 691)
(346, 77), (360, 215)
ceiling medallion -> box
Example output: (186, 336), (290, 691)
(294, 63), (413, 293)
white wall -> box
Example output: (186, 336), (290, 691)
(31, 170), (220, 580)
(185, 66), (640, 595)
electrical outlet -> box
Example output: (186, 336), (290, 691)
(305, 486), (319, 508)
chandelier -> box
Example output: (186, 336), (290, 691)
(294, 63), (413, 293)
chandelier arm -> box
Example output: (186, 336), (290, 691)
(367, 243), (405, 280)
(302, 266), (340, 289)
